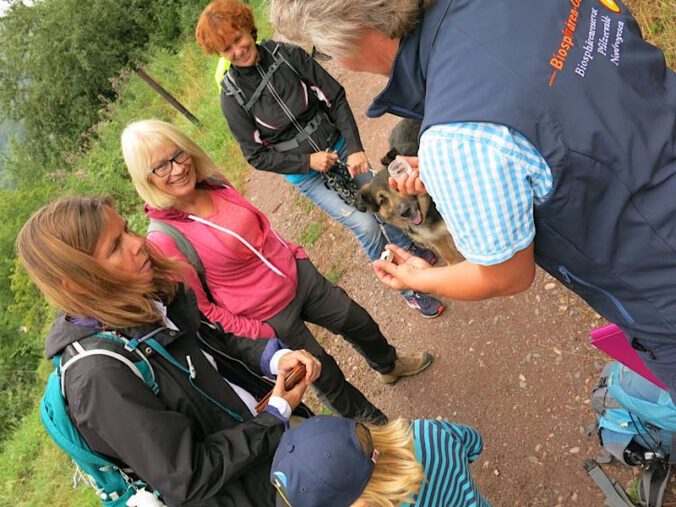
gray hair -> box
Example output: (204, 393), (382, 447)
(270, 0), (432, 58)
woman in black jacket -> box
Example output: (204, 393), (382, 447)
(195, 0), (445, 318)
(17, 196), (321, 507)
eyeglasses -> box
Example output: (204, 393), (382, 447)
(310, 46), (332, 62)
(148, 149), (191, 177)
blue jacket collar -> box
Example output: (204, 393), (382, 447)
(367, 0), (453, 120)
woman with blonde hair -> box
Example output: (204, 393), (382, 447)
(195, 0), (445, 318)
(270, 415), (490, 506)
(122, 119), (434, 424)
(17, 195), (322, 507)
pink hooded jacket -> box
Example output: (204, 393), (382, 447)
(146, 182), (308, 339)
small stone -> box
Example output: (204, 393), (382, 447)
(559, 305), (568, 311)
(519, 381), (527, 389)
(482, 461), (490, 469)
(519, 374), (526, 381)
(545, 282), (556, 290)
(571, 492), (578, 502)
(493, 469), (500, 476)
(553, 347), (562, 355)
(527, 456), (539, 464)
(569, 447), (580, 454)
(535, 444), (542, 452)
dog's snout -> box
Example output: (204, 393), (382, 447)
(397, 201), (414, 218)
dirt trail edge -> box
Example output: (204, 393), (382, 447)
(243, 62), (637, 506)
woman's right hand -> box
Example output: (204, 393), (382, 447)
(309, 151), (339, 172)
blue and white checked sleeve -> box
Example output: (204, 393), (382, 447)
(419, 123), (553, 265)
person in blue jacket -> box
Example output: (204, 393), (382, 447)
(270, 0), (676, 394)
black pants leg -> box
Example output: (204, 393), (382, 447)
(266, 259), (394, 422)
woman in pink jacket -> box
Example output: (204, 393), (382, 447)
(122, 120), (433, 422)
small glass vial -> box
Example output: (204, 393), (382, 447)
(387, 157), (414, 182)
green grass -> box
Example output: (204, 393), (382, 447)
(298, 220), (324, 246)
(325, 266), (346, 284)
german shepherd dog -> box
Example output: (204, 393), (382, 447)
(356, 119), (459, 264)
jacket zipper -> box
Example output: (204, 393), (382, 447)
(558, 266), (635, 324)
(197, 325), (275, 389)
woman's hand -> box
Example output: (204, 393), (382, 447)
(388, 156), (427, 196)
(277, 349), (322, 384)
(271, 350), (320, 410)
(346, 151), (370, 177)
(271, 371), (307, 410)
(310, 151), (339, 171)
(373, 244), (432, 291)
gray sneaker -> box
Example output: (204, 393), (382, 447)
(378, 352), (434, 384)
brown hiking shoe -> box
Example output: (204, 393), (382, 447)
(378, 352), (433, 384)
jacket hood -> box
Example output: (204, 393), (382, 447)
(45, 286), (201, 359)
(45, 314), (101, 359)
(144, 180), (230, 221)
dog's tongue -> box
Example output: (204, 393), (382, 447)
(411, 210), (423, 225)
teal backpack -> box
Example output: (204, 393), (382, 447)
(587, 361), (675, 507)
(41, 332), (163, 505)
(41, 329), (245, 506)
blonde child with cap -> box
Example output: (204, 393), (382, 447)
(270, 415), (490, 506)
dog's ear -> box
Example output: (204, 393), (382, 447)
(380, 148), (400, 168)
(355, 184), (377, 213)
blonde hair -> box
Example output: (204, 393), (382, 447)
(270, 0), (434, 59)
(121, 120), (223, 209)
(357, 418), (425, 507)
(16, 196), (182, 328)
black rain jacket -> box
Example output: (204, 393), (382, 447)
(44, 286), (308, 507)
(221, 40), (364, 175)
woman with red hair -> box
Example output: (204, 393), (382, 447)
(195, 0), (445, 319)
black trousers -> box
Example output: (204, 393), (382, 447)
(267, 259), (396, 422)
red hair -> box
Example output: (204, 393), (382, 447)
(195, 0), (258, 54)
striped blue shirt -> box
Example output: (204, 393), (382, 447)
(403, 419), (490, 507)
(419, 123), (553, 265)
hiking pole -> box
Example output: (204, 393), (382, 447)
(584, 459), (636, 507)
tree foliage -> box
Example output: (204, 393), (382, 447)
(0, 0), (204, 171)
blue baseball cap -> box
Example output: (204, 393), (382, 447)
(270, 416), (379, 507)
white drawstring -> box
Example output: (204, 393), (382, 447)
(187, 214), (287, 278)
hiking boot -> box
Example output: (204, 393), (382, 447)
(402, 291), (445, 318)
(407, 243), (438, 266)
(378, 352), (434, 384)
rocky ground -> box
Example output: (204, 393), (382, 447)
(242, 61), (666, 506)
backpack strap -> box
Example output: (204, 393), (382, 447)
(141, 336), (244, 423)
(147, 220), (215, 302)
(222, 72), (247, 109)
(583, 459), (635, 507)
(222, 41), (299, 114)
(222, 41), (332, 154)
(59, 332), (159, 397)
(639, 461), (671, 507)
